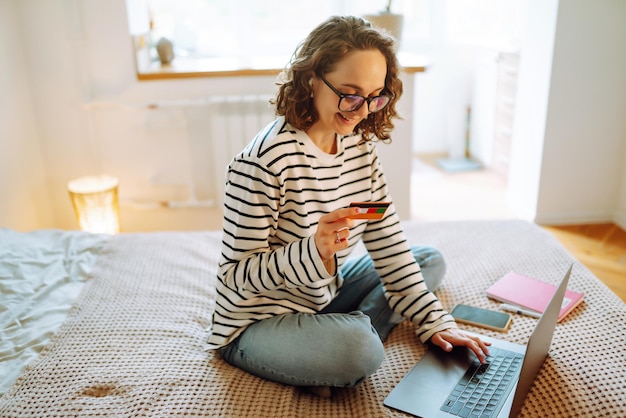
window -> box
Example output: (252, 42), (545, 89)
(446, 0), (528, 48)
(127, 0), (431, 63)
(126, 0), (527, 79)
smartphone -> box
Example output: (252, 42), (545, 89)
(450, 304), (512, 332)
(349, 202), (391, 220)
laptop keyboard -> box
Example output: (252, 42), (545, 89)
(440, 347), (523, 418)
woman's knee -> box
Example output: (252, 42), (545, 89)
(323, 312), (385, 385)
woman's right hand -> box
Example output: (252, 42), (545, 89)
(314, 207), (359, 261)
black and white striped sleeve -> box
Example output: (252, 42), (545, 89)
(218, 154), (332, 295)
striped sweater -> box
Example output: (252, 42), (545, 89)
(207, 117), (456, 349)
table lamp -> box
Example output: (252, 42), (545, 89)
(67, 175), (120, 234)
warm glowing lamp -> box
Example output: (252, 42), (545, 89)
(67, 175), (120, 234)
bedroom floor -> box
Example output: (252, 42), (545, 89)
(411, 155), (626, 302)
(410, 155), (515, 221)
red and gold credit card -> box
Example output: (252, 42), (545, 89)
(349, 202), (391, 220)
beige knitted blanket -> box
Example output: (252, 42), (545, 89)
(1, 220), (625, 417)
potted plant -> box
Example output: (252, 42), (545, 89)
(363, 0), (404, 46)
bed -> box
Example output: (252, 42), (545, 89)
(1, 220), (625, 417)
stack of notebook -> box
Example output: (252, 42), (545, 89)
(486, 271), (584, 322)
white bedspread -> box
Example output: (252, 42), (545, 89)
(0, 229), (109, 394)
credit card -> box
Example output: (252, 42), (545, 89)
(349, 202), (391, 220)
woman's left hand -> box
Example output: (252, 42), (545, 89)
(430, 329), (491, 363)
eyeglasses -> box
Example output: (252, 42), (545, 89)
(321, 77), (392, 113)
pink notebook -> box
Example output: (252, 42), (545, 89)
(486, 271), (584, 322)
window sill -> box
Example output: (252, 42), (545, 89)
(135, 52), (428, 81)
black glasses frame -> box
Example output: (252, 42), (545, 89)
(320, 77), (393, 113)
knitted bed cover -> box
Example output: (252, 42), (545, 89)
(1, 221), (625, 417)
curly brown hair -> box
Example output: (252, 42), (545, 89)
(272, 16), (403, 143)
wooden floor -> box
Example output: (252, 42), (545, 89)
(412, 155), (626, 303)
(542, 223), (626, 302)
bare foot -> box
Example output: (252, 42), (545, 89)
(303, 386), (332, 398)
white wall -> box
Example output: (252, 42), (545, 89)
(508, 0), (626, 229)
(409, 0), (527, 161)
(538, 0), (626, 226)
(11, 0), (281, 231)
(408, 1), (473, 156)
(506, 0), (559, 221)
(619, 160), (626, 227)
(0, 0), (53, 230)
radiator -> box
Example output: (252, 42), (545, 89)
(85, 94), (276, 209)
(187, 94), (276, 206)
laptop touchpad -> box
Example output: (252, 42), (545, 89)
(384, 346), (475, 416)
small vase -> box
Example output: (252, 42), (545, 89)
(156, 37), (175, 65)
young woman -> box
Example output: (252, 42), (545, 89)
(208, 15), (489, 397)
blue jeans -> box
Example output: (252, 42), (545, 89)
(218, 245), (446, 388)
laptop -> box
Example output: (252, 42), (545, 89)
(384, 265), (573, 418)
